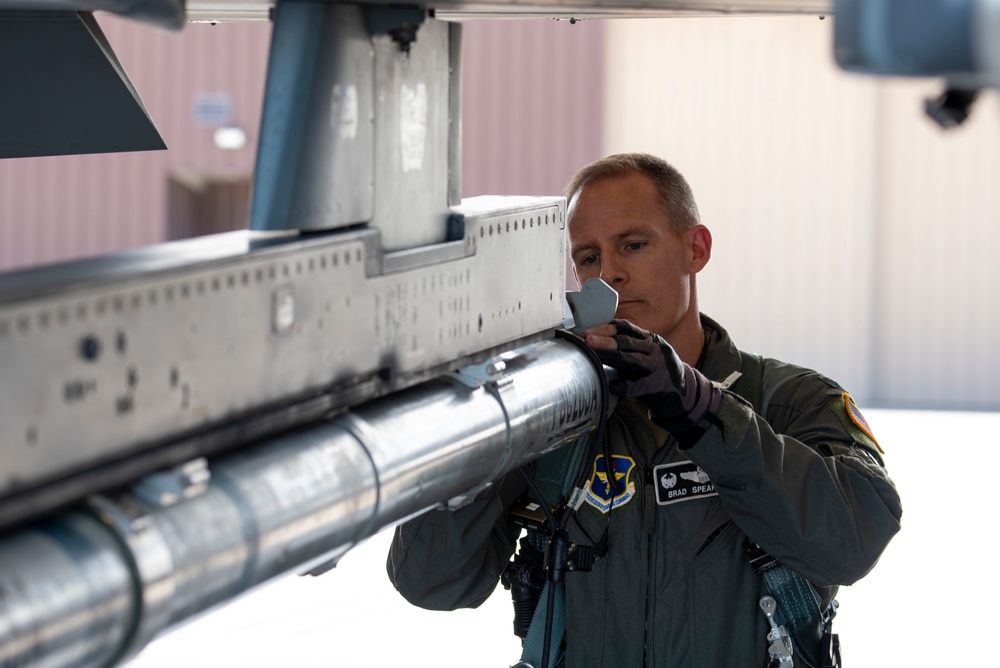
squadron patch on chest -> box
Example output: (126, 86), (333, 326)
(584, 455), (637, 514)
(653, 461), (718, 506)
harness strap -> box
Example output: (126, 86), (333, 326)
(764, 566), (825, 633)
(518, 436), (590, 667)
(746, 541), (825, 633)
(734, 350), (840, 666)
(732, 350), (824, 632)
(520, 581), (565, 668)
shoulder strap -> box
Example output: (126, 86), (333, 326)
(518, 429), (600, 668)
(519, 581), (565, 668)
(733, 352), (839, 662)
(519, 438), (590, 668)
(728, 350), (765, 415)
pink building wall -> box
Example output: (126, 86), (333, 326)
(0, 17), (269, 272)
(461, 19), (604, 198)
(0, 16), (603, 273)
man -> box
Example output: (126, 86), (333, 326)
(387, 153), (902, 667)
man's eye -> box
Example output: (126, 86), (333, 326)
(625, 241), (645, 252)
(580, 254), (598, 266)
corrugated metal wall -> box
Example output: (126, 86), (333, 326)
(874, 83), (1000, 409)
(0, 17), (601, 269)
(603, 16), (1000, 409)
(460, 19), (605, 197)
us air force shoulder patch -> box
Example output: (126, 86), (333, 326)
(654, 461), (718, 506)
(843, 391), (884, 453)
(584, 455), (636, 514)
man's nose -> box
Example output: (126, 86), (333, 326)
(600, 255), (627, 284)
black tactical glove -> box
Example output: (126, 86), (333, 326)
(594, 320), (723, 445)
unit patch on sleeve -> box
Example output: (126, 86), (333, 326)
(653, 461), (718, 506)
(842, 391), (884, 453)
(584, 454), (636, 514)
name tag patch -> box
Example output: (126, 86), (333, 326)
(653, 461), (718, 506)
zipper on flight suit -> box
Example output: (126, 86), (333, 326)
(617, 414), (656, 668)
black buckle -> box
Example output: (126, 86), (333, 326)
(744, 540), (780, 575)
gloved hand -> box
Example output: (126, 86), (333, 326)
(591, 320), (723, 442)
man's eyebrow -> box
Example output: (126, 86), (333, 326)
(570, 241), (598, 257)
(610, 225), (652, 241)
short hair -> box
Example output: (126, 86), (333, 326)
(565, 153), (700, 236)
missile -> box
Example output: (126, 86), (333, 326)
(0, 336), (603, 668)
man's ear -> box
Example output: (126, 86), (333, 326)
(688, 225), (712, 273)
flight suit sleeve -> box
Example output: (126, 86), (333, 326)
(683, 370), (902, 587)
(386, 472), (527, 610)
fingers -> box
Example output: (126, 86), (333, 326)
(582, 323), (618, 351)
(584, 324), (619, 338)
(583, 319), (652, 350)
(585, 334), (617, 351)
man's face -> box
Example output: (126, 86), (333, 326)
(567, 172), (700, 340)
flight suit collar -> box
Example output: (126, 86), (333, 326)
(697, 313), (743, 384)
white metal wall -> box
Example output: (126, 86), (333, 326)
(603, 16), (1000, 409)
(874, 84), (1000, 409)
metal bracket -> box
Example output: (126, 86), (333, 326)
(132, 458), (211, 509)
(446, 351), (523, 506)
(564, 278), (618, 333)
(443, 478), (494, 510)
(452, 353), (515, 389)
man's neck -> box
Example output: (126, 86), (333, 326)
(664, 311), (705, 367)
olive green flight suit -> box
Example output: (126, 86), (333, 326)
(387, 314), (902, 667)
